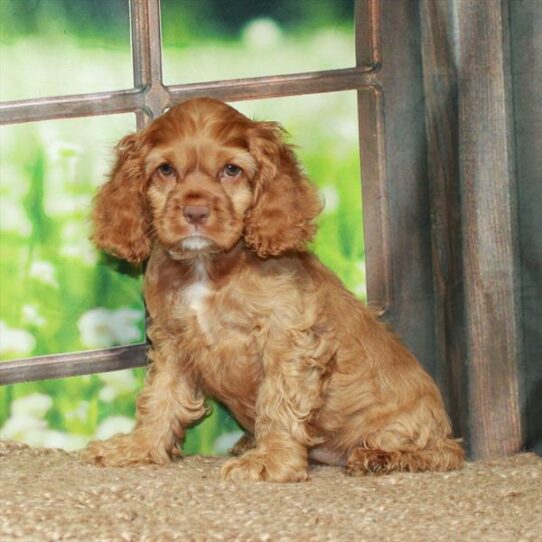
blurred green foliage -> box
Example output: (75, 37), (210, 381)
(0, 0), (130, 45)
(1, 0), (354, 44)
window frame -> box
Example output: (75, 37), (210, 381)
(0, 0), (389, 384)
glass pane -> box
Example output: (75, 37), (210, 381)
(0, 93), (364, 455)
(0, 369), (144, 451)
(0, 114), (144, 363)
(0, 368), (243, 453)
(161, 0), (355, 86)
(0, 0), (132, 101)
(233, 92), (366, 299)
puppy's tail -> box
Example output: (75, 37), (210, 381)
(427, 437), (465, 471)
(346, 438), (465, 475)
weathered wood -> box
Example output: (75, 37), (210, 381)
(376, 1), (438, 381)
(0, 88), (145, 125)
(0, 67), (379, 126)
(0, 345), (148, 385)
(355, 0), (381, 69)
(357, 87), (391, 314)
(454, 0), (523, 458)
(355, 0), (390, 313)
(509, 0), (542, 456)
(130, 0), (165, 126)
(419, 0), (467, 447)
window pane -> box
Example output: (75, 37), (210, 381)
(161, 0), (355, 86)
(0, 368), (243, 453)
(0, 93), (365, 454)
(0, 369), (145, 451)
(0, 114), (144, 362)
(0, 0), (132, 101)
(233, 92), (366, 300)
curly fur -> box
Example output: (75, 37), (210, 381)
(82, 98), (463, 482)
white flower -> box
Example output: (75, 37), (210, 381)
(334, 117), (359, 142)
(353, 283), (367, 299)
(242, 18), (282, 49)
(0, 415), (47, 440)
(95, 416), (135, 440)
(356, 259), (366, 274)
(110, 309), (144, 344)
(0, 415), (87, 451)
(22, 304), (46, 327)
(45, 194), (91, 217)
(98, 387), (116, 403)
(0, 321), (36, 358)
(320, 185), (340, 214)
(60, 240), (98, 265)
(98, 369), (138, 402)
(78, 308), (114, 349)
(29, 260), (58, 287)
(60, 221), (97, 265)
(0, 393), (88, 450)
(49, 141), (83, 162)
(0, 201), (32, 236)
(10, 393), (52, 419)
(65, 401), (90, 423)
(77, 307), (144, 349)
(33, 430), (87, 451)
(312, 28), (355, 67)
(353, 259), (367, 299)
(213, 430), (244, 455)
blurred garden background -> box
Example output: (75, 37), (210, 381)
(0, 0), (363, 455)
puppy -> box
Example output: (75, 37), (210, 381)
(83, 98), (463, 482)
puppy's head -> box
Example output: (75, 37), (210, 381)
(93, 98), (322, 263)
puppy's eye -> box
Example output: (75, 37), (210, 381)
(158, 163), (175, 176)
(222, 164), (242, 178)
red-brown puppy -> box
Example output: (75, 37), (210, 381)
(83, 98), (463, 482)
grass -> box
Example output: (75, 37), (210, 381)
(0, 25), (364, 454)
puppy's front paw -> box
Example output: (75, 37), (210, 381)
(80, 433), (173, 467)
(221, 450), (308, 483)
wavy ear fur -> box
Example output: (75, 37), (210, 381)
(92, 133), (151, 264)
(244, 122), (323, 258)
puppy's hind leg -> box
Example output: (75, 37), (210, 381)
(345, 438), (464, 475)
(221, 323), (337, 483)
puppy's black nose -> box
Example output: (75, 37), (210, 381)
(183, 205), (210, 225)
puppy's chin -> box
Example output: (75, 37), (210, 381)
(165, 236), (220, 260)
(182, 236), (213, 252)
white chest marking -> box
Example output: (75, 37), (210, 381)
(183, 262), (212, 334)
(184, 281), (211, 312)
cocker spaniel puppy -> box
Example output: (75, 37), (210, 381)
(83, 97), (463, 482)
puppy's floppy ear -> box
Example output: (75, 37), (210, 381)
(92, 132), (151, 264)
(244, 122), (323, 258)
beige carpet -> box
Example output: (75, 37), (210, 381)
(1, 440), (541, 542)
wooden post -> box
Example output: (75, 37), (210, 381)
(380, 0), (526, 458)
(454, 0), (523, 458)
(509, 0), (542, 456)
(418, 0), (524, 458)
(419, 0), (466, 444)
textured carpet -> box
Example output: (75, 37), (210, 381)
(1, 440), (541, 542)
